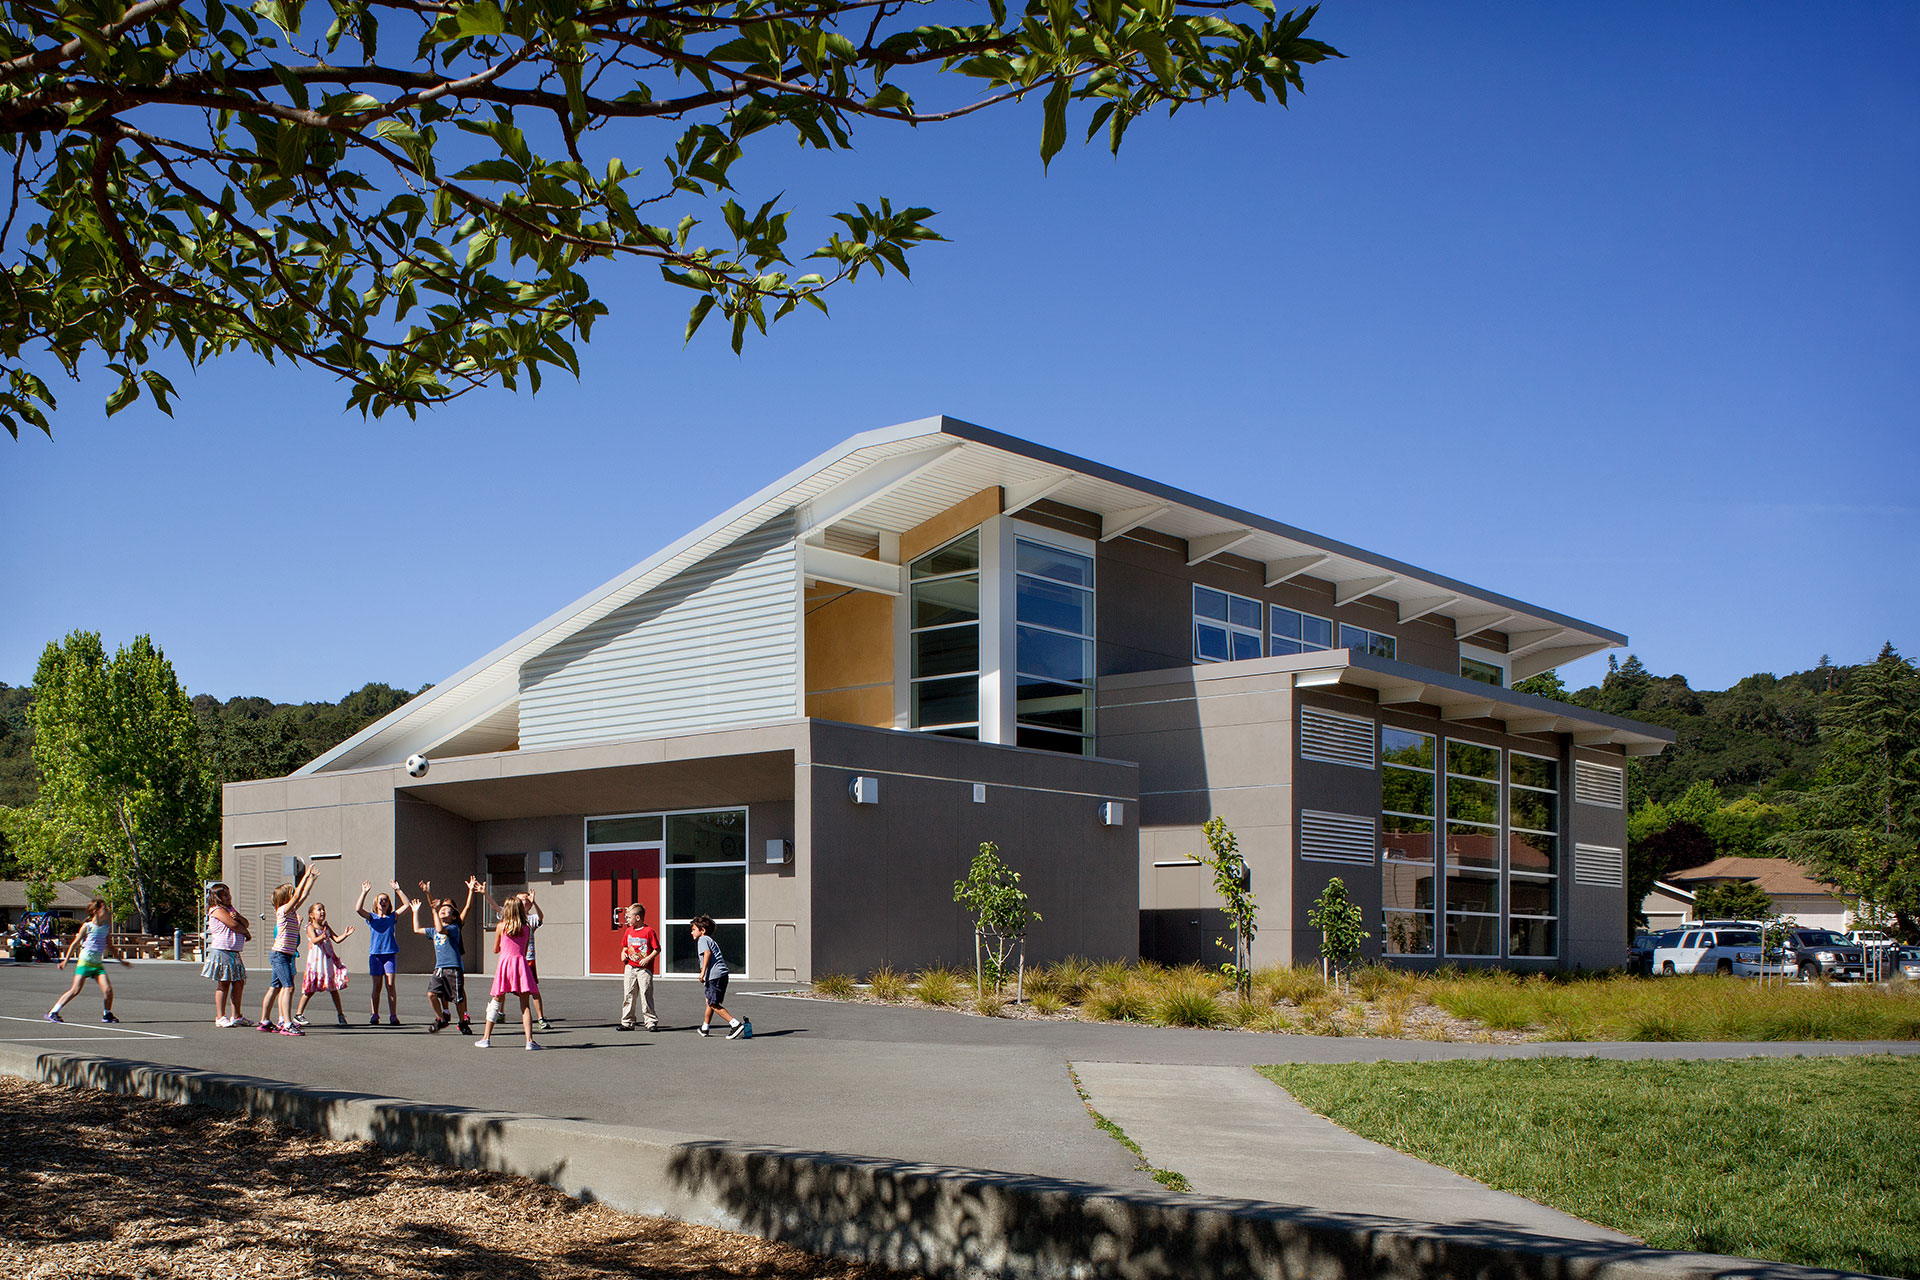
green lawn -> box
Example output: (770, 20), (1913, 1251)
(1259, 1056), (1920, 1278)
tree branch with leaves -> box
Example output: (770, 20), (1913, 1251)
(0, 0), (1337, 435)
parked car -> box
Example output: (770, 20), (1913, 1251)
(1776, 929), (1864, 982)
(1630, 929), (1682, 975)
(1894, 946), (1920, 983)
(1652, 928), (1786, 977)
(1845, 929), (1896, 952)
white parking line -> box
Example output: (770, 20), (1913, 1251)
(0, 1036), (182, 1043)
(0, 1015), (180, 1040)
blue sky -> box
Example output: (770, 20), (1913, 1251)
(3, 2), (1915, 702)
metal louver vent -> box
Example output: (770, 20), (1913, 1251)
(1575, 761), (1626, 808)
(1299, 810), (1377, 866)
(1573, 844), (1625, 887)
(1299, 708), (1375, 770)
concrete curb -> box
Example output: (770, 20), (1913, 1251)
(0, 1043), (1882, 1280)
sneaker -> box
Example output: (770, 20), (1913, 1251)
(697, 1024), (711, 1037)
(258, 1020), (276, 1032)
(536, 1019), (553, 1032)
(388, 1015), (401, 1026)
(216, 1016), (233, 1028)
(430, 1015), (450, 1033)
(292, 1013), (309, 1026)
(278, 1023), (304, 1037)
(472, 1038), (491, 1049)
(525, 1040), (542, 1051)
(336, 1015), (350, 1028)
(101, 1012), (120, 1024)
(370, 1015), (382, 1026)
(457, 1019), (473, 1036)
(618, 1022), (635, 1032)
(727, 1020), (748, 1040)
(44, 1011), (62, 1023)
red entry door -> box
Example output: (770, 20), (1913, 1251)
(588, 847), (661, 975)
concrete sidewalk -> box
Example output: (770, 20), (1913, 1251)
(1072, 1061), (1628, 1242)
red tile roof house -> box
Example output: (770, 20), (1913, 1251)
(222, 418), (1673, 983)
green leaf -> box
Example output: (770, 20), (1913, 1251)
(683, 295), (716, 343)
(105, 376), (140, 416)
(455, 0), (506, 37)
(1039, 77), (1071, 169)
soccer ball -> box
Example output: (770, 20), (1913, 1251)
(405, 754), (430, 778)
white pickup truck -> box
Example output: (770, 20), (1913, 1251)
(1652, 928), (1786, 977)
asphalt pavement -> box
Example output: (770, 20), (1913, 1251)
(5, 960), (1915, 1214)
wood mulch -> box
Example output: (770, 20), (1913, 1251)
(0, 1076), (923, 1280)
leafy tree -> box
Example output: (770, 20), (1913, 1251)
(0, 632), (218, 930)
(1512, 670), (1566, 700)
(0, 0), (1339, 434)
(1690, 879), (1772, 923)
(1305, 875), (1365, 981)
(1196, 815), (1254, 996)
(1775, 644), (1920, 939)
(954, 840), (1039, 993)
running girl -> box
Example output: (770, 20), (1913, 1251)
(46, 900), (129, 1023)
(202, 882), (252, 1027)
(293, 903), (355, 1028)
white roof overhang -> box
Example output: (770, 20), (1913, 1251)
(303, 415), (1635, 774)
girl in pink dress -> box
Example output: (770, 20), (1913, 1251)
(294, 903), (355, 1028)
(475, 895), (540, 1050)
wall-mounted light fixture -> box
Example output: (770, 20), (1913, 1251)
(849, 776), (880, 805)
(1098, 801), (1125, 827)
(766, 839), (792, 865)
(972, 783), (987, 804)
(537, 850), (563, 875)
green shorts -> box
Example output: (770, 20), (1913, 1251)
(73, 957), (106, 978)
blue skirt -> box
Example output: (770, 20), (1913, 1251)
(202, 949), (245, 983)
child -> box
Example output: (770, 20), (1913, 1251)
(475, 895), (540, 1050)
(619, 902), (660, 1032)
(259, 863), (320, 1036)
(356, 879), (413, 1024)
(202, 882), (252, 1027)
(293, 903), (355, 1027)
(411, 876), (481, 1034)
(691, 915), (750, 1040)
(484, 886), (555, 1032)
(46, 900), (129, 1023)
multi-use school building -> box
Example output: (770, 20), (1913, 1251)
(222, 417), (1672, 982)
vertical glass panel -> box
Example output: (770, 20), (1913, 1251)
(910, 530), (979, 578)
(1381, 770), (1435, 818)
(1446, 741), (1500, 779)
(913, 676), (978, 728)
(1372, 634), (1397, 659)
(1271, 608), (1302, 641)
(1508, 877), (1556, 917)
(1016, 577), (1091, 633)
(1446, 779), (1500, 824)
(913, 625), (980, 679)
(1016, 627), (1091, 682)
(587, 815), (664, 846)
(1017, 541), (1091, 587)
(1381, 864), (1436, 911)
(1340, 623), (1368, 651)
(1446, 913), (1501, 958)
(1461, 657), (1505, 687)
(1508, 833), (1558, 877)
(668, 921), (747, 975)
(1381, 816), (1435, 863)
(1195, 624), (1229, 662)
(1016, 726), (1088, 755)
(1508, 789), (1557, 834)
(1271, 638), (1303, 656)
(1510, 754), (1559, 792)
(1382, 911), (1435, 957)
(1446, 823), (1501, 869)
(1228, 595), (1262, 630)
(1381, 729), (1435, 770)
(1445, 872), (1500, 913)
(1509, 917), (1557, 958)
(1301, 615), (1333, 649)
(1016, 678), (1089, 732)
(1194, 586), (1227, 622)
(1230, 630), (1263, 661)
(668, 865), (747, 919)
(667, 810), (747, 864)
(912, 577), (979, 628)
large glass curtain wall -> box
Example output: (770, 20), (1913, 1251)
(1015, 539), (1094, 755)
(910, 531), (981, 738)
(584, 808), (748, 975)
(1377, 733), (1559, 961)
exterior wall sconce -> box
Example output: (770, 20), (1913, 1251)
(1098, 801), (1125, 827)
(766, 839), (792, 865)
(850, 776), (880, 805)
(537, 851), (563, 874)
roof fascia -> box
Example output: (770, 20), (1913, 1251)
(932, 416), (1629, 646)
(299, 418), (948, 774)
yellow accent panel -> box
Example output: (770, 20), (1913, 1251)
(900, 486), (1003, 563)
(805, 685), (895, 727)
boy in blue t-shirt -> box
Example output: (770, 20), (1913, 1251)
(692, 914), (750, 1040)
(411, 876), (481, 1034)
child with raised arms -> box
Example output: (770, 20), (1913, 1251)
(202, 882), (252, 1027)
(411, 876), (480, 1035)
(356, 879), (412, 1024)
(293, 902), (355, 1028)
(46, 900), (129, 1023)
(258, 863), (320, 1036)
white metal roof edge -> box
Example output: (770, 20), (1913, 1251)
(298, 417), (949, 774)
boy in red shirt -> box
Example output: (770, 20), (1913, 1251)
(619, 903), (660, 1031)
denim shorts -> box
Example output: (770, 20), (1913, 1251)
(369, 954), (397, 978)
(703, 974), (728, 1008)
(269, 950), (297, 989)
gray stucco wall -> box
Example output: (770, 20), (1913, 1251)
(805, 722), (1138, 978)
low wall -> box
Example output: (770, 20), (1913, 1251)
(0, 1044), (1873, 1280)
